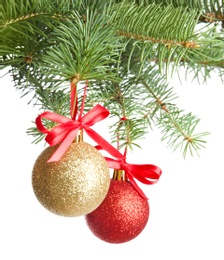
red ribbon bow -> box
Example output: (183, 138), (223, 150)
(103, 151), (162, 199)
(36, 82), (123, 162)
(35, 104), (121, 162)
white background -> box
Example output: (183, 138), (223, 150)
(0, 68), (224, 260)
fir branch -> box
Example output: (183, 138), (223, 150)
(108, 83), (149, 149)
(112, 3), (199, 45)
(137, 0), (224, 24)
(141, 79), (209, 157)
(117, 30), (199, 49)
(0, 0), (79, 23)
(41, 8), (124, 83)
(110, 1), (224, 78)
(86, 76), (151, 150)
(0, 0), (216, 158)
(26, 87), (70, 143)
(110, 3), (201, 73)
(34, 88), (70, 115)
(1, 0), (65, 33)
(84, 62), (209, 157)
(134, 0), (224, 19)
(157, 108), (209, 157)
(0, 0), (86, 54)
(1, 12), (62, 30)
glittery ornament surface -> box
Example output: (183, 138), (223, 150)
(32, 142), (110, 217)
(85, 179), (149, 243)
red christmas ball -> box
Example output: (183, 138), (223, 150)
(85, 179), (149, 243)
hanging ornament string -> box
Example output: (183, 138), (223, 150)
(70, 82), (78, 120)
(35, 82), (122, 162)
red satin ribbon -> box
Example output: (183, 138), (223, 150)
(104, 154), (162, 199)
(35, 104), (122, 162)
(96, 140), (162, 199)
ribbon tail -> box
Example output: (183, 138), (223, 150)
(47, 128), (80, 162)
(84, 127), (124, 160)
(104, 157), (123, 169)
(78, 82), (87, 121)
(126, 164), (162, 185)
(128, 174), (148, 200)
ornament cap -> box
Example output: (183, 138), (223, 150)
(113, 169), (126, 181)
(74, 129), (83, 143)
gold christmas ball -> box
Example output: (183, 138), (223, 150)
(32, 142), (110, 217)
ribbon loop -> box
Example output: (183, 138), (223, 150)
(80, 104), (110, 126)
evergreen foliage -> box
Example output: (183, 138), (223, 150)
(1, 0), (223, 157)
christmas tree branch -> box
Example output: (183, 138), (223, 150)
(0, 0), (221, 158)
(117, 30), (200, 49)
(131, 0), (224, 26)
(141, 79), (209, 157)
(109, 3), (202, 73)
(2, 1), (223, 83)
(85, 75), (151, 150)
(110, 2), (224, 75)
(1, 12), (64, 29)
(108, 84), (148, 150)
(133, 0), (223, 17)
(200, 12), (224, 24)
(41, 9), (124, 83)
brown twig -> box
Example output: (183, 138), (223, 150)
(117, 30), (200, 49)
